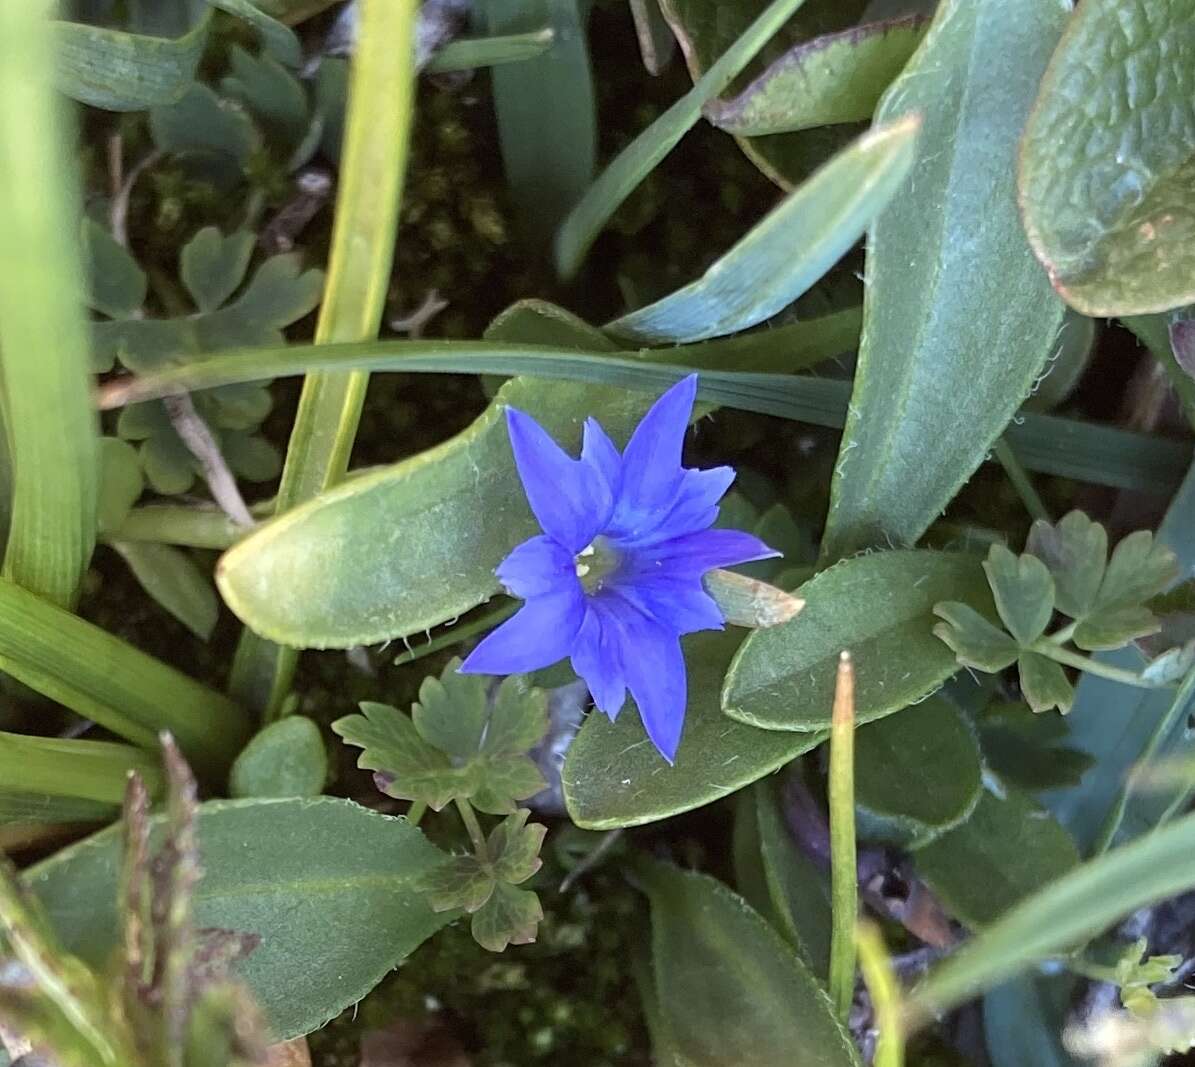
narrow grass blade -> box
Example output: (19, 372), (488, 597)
(97, 337), (1192, 496)
(425, 28), (554, 73)
(605, 115), (920, 345)
(229, 0), (419, 716)
(828, 651), (857, 1022)
(0, 0), (99, 607)
(0, 577), (249, 780)
(908, 809), (1195, 1021)
(0, 733), (163, 805)
(554, 0), (811, 278)
(857, 922), (904, 1067)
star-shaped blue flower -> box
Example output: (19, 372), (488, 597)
(459, 374), (777, 762)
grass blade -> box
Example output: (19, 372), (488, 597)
(554, 0), (811, 278)
(0, 733), (163, 805)
(0, 576), (249, 780)
(605, 115), (920, 345)
(229, 0), (419, 716)
(828, 651), (858, 1022)
(909, 808), (1195, 1021)
(425, 28), (554, 73)
(0, 0), (99, 607)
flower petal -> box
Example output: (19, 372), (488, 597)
(495, 535), (575, 599)
(459, 585), (584, 675)
(608, 576), (725, 635)
(611, 375), (697, 535)
(619, 611), (687, 763)
(625, 465), (735, 545)
(636, 528), (779, 580)
(581, 417), (622, 499)
(570, 604), (627, 719)
(506, 407), (611, 551)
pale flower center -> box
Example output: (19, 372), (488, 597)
(574, 536), (622, 594)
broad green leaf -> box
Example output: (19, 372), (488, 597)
(1019, 0), (1195, 315)
(554, 0), (818, 277)
(221, 47), (308, 148)
(25, 797), (450, 1040)
(637, 860), (860, 1067)
(80, 218), (146, 319)
(983, 545), (1055, 647)
(53, 10), (210, 111)
(488, 809), (546, 885)
(228, 716), (327, 798)
(227, 0), (419, 719)
(1072, 606), (1160, 653)
(563, 630), (827, 829)
(820, 0), (1068, 559)
(983, 976), (1083, 1067)
(1017, 652), (1074, 715)
(910, 808), (1195, 1019)
(209, 0), (303, 68)
(915, 787), (1079, 929)
(855, 696), (981, 847)
(484, 0), (595, 244)
(743, 779), (832, 977)
(1025, 511), (1108, 621)
(149, 82), (260, 175)
(1025, 311), (1097, 413)
(977, 705), (1094, 793)
(657, 0), (870, 188)
(932, 602), (1019, 673)
(179, 227), (255, 314)
(109, 541), (219, 641)
(1093, 530), (1179, 614)
(0, 576), (248, 780)
(604, 115), (919, 345)
(0, 3), (100, 609)
(705, 17), (927, 135)
(96, 437), (144, 536)
(723, 550), (994, 732)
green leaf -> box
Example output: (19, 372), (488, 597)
(470, 881), (543, 952)
(1017, 652), (1075, 715)
(915, 786), (1079, 929)
(179, 227), (255, 314)
(0, 4), (100, 609)
(723, 550), (994, 731)
(484, 0), (596, 244)
(604, 116), (918, 345)
(418, 853), (494, 914)
(80, 218), (146, 320)
(932, 601), (1020, 673)
(150, 82), (260, 171)
(1094, 529), (1179, 615)
(97, 437), (144, 536)
(705, 16), (928, 135)
(333, 701), (459, 811)
(0, 732), (162, 807)
(910, 808), (1195, 1019)
(554, 0), (818, 277)
(488, 808), (546, 885)
(229, 716), (327, 799)
(607, 118), (912, 346)
(734, 781), (832, 977)
(196, 253), (324, 350)
(1025, 311), (1098, 413)
(109, 541), (219, 641)
(209, 0), (303, 68)
(0, 576), (248, 780)
(1025, 510), (1108, 621)
(563, 630), (827, 829)
(983, 976), (1083, 1067)
(1019, 0), (1195, 315)
(657, 0), (870, 187)
(52, 10), (210, 111)
(855, 695), (981, 847)
(983, 545), (1055, 647)
(26, 796), (451, 1040)
(636, 860), (860, 1067)
(425, 29), (556, 74)
(1072, 606), (1160, 653)
(977, 705), (1095, 792)
(820, 0), (1068, 559)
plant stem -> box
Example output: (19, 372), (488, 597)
(857, 921), (904, 1067)
(993, 439), (1049, 524)
(828, 650), (858, 1023)
(1032, 642), (1166, 690)
(406, 801), (426, 827)
(1047, 620), (1078, 645)
(455, 798), (488, 860)
(228, 0), (420, 719)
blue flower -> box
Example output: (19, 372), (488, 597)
(459, 374), (777, 762)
